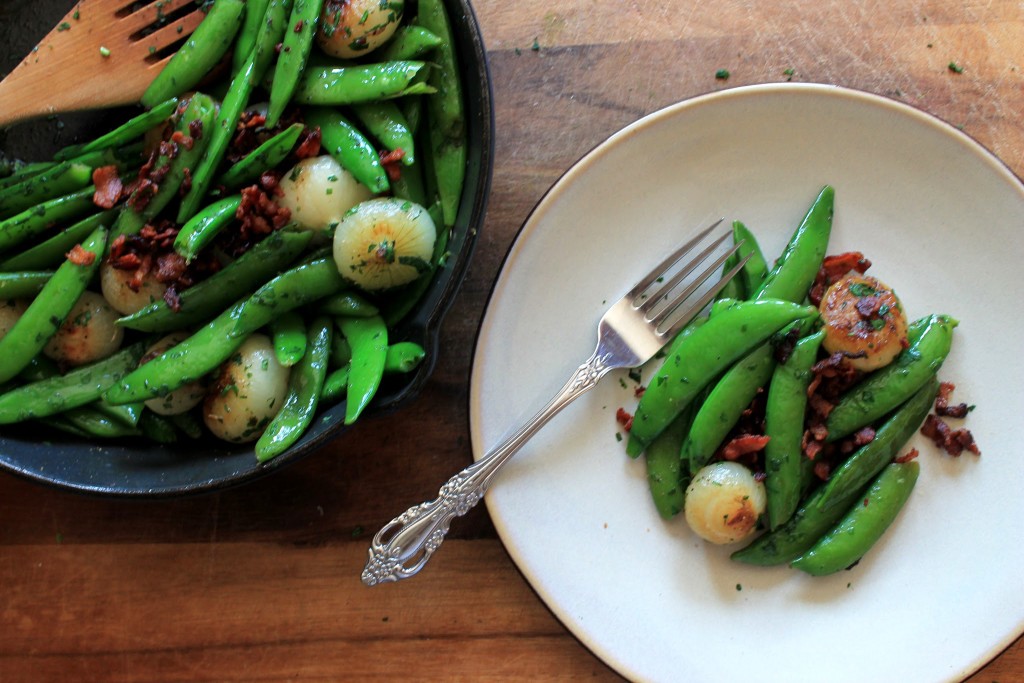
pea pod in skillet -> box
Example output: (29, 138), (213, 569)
(266, 0), (323, 127)
(337, 314), (388, 424)
(285, 61), (434, 107)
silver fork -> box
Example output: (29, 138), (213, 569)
(361, 220), (747, 586)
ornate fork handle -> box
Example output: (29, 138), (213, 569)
(361, 349), (615, 586)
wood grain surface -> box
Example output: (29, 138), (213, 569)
(1, 0), (1022, 680)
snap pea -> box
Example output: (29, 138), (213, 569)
(318, 291), (379, 318)
(0, 162), (94, 219)
(752, 185), (834, 303)
(231, 0), (272, 74)
(388, 153), (428, 207)
(138, 411), (180, 444)
(174, 194), (242, 262)
(266, 0), (324, 127)
(270, 310), (307, 366)
(304, 107), (389, 193)
(169, 411), (205, 440)
(419, 0), (465, 227)
(286, 62), (433, 107)
(330, 334), (352, 368)
(763, 329), (825, 530)
(53, 98), (179, 161)
(377, 25), (444, 61)
(50, 406), (143, 439)
(0, 271), (53, 299)
(256, 314), (332, 462)
(105, 256), (345, 405)
(731, 376), (937, 566)
(215, 123), (304, 192)
(732, 220), (769, 295)
(351, 101), (416, 165)
(117, 229), (313, 333)
(715, 249), (745, 301)
(0, 210), (116, 271)
(176, 55), (259, 223)
(0, 226), (107, 384)
(626, 299), (818, 456)
(792, 461), (920, 575)
(92, 399), (144, 428)
(816, 376), (938, 513)
(645, 404), (694, 520)
(0, 342), (144, 423)
(337, 314), (388, 424)
(320, 340), (424, 402)
(0, 186), (96, 254)
(826, 314), (956, 442)
(252, 0), (295, 84)
(141, 0), (247, 108)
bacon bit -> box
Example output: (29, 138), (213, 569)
(163, 286), (183, 312)
(180, 166), (193, 195)
(813, 460), (832, 481)
(863, 497), (870, 507)
(294, 19), (304, 32)
(855, 295), (881, 319)
(91, 165), (124, 209)
(66, 244), (96, 266)
(380, 148), (405, 182)
(851, 426), (876, 447)
(921, 414), (980, 457)
(633, 385), (646, 398)
(935, 381), (971, 418)
(230, 182), (292, 255)
(720, 434), (770, 461)
(294, 126), (322, 159)
(188, 118), (204, 140)
(809, 251), (872, 306)
(894, 448), (920, 464)
(108, 220), (220, 295)
(615, 407), (633, 431)
(773, 324), (803, 364)
(170, 130), (195, 151)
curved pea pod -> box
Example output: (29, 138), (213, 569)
(256, 315), (332, 462)
(0, 226), (107, 385)
(318, 291), (379, 318)
(731, 376), (936, 566)
(231, 256), (346, 333)
(0, 162), (94, 219)
(270, 310), (307, 366)
(320, 340), (424, 403)
(337, 314), (388, 424)
(118, 229), (313, 333)
(138, 411), (180, 444)
(304, 107), (389, 193)
(266, 0), (323, 126)
(645, 404), (693, 520)
(377, 25), (443, 61)
(141, 0), (247, 108)
(715, 249), (745, 301)
(54, 98), (179, 161)
(232, 0), (272, 73)
(792, 461), (920, 576)
(215, 123), (304, 192)
(752, 185), (834, 303)
(0, 210), (116, 271)
(0, 342), (144, 424)
(763, 329), (825, 530)
(826, 314), (956, 442)
(251, 0), (295, 83)
(732, 220), (768, 295)
(0, 186), (96, 254)
(351, 101), (416, 165)
(55, 406), (144, 439)
(626, 299), (818, 456)
(287, 62), (434, 107)
(0, 271), (53, 298)
(174, 194), (242, 262)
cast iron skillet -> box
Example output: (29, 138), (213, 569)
(0, 0), (493, 496)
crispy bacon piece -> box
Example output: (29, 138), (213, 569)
(107, 220), (220, 296)
(615, 407), (633, 432)
(170, 129), (195, 151)
(894, 448), (920, 464)
(92, 165), (124, 209)
(294, 126), (322, 159)
(66, 244), (96, 266)
(921, 414), (980, 456)
(380, 148), (405, 182)
(935, 381), (972, 418)
(808, 251), (872, 306)
(720, 434), (770, 461)
(227, 180), (292, 255)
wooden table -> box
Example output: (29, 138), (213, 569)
(1, 0), (1022, 680)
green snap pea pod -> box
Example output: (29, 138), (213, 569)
(117, 229), (313, 332)
(732, 220), (769, 295)
(169, 411), (205, 439)
(351, 101), (416, 165)
(270, 310), (307, 366)
(0, 186), (96, 254)
(286, 62), (433, 107)
(763, 329), (826, 530)
(0, 210), (116, 271)
(0, 161), (57, 191)
(215, 123), (304, 191)
(232, 0), (272, 74)
(626, 299), (817, 456)
(304, 106), (389, 193)
(337, 314), (388, 424)
(0, 271), (53, 298)
(52, 406), (142, 439)
(0, 162), (94, 219)
(731, 376), (937, 566)
(252, 0), (295, 84)
(64, 143), (146, 174)
(645, 404), (694, 520)
(92, 399), (144, 428)
(138, 410), (180, 444)
(0, 342), (144, 423)
(177, 56), (259, 223)
(817, 376), (938, 513)
(0, 227), (107, 384)
(792, 461), (920, 576)
(42, 416), (90, 438)
(419, 0), (465, 227)
(53, 98), (179, 161)
(331, 334), (352, 368)
(681, 342), (776, 472)
(378, 25), (444, 61)
(752, 185), (834, 303)
(141, 0), (247, 108)
(715, 250), (745, 301)
(321, 340), (424, 402)
(106, 256), (345, 405)
(318, 291), (379, 317)
(826, 314), (956, 442)
(256, 314), (332, 461)
(266, 0), (324, 126)
(174, 194), (242, 262)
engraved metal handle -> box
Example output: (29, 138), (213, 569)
(361, 349), (613, 586)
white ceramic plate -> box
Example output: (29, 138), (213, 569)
(469, 83), (1024, 683)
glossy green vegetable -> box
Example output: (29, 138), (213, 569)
(0, 271), (54, 299)
(320, 340), (424, 402)
(232, 0), (272, 73)
(763, 329), (825, 530)
(141, 0), (247, 107)
(270, 310), (307, 366)
(50, 406), (142, 439)
(0, 186), (95, 254)
(337, 314), (388, 424)
(304, 107), (390, 193)
(286, 62), (433, 107)
(318, 291), (379, 318)
(715, 249), (745, 301)
(0, 161), (93, 218)
(732, 220), (769, 295)
(0, 226), (107, 384)
(826, 314), (956, 441)
(351, 101), (416, 165)
(174, 195), (242, 262)
(0, 210), (115, 271)
(377, 25), (443, 61)
(645, 405), (693, 519)
(53, 98), (179, 161)
(266, 0), (324, 126)
(216, 123), (304, 192)
(792, 461), (919, 575)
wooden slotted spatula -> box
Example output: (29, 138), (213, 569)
(0, 0), (206, 128)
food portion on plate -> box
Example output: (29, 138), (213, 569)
(619, 186), (979, 575)
(0, 0), (468, 463)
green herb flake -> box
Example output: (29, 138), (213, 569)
(99, 46), (111, 58)
(948, 61), (964, 74)
(848, 282), (877, 297)
(531, 38), (540, 52)
(57, 22), (72, 32)
(715, 69), (730, 80)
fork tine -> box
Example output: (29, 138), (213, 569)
(657, 248), (751, 341)
(626, 218), (724, 301)
(638, 229), (732, 317)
